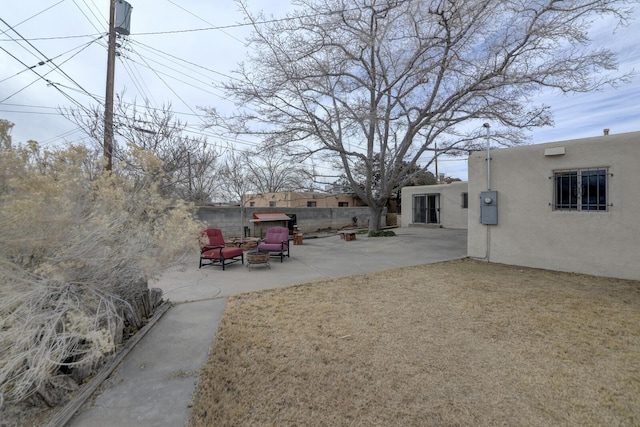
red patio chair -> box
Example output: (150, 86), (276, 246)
(199, 228), (244, 270)
(258, 226), (290, 263)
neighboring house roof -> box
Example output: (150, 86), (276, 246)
(251, 212), (292, 222)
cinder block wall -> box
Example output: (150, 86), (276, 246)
(195, 206), (383, 238)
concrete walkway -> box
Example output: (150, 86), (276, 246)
(68, 227), (467, 426)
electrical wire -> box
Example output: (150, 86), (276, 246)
(38, 126), (88, 145)
(125, 55), (157, 104)
(0, 33), (103, 42)
(0, 34), (105, 84)
(0, 35), (105, 105)
(127, 50), (213, 128)
(73, 0), (107, 35)
(165, 0), (245, 45)
(131, 0), (414, 37)
(128, 39), (237, 82)
(0, 108), (72, 116)
(0, 46), (88, 112)
(1, 99), (459, 174)
(122, 53), (224, 99)
(0, 0), (66, 36)
(119, 55), (154, 102)
(1, 0), (416, 176)
(0, 17), (103, 105)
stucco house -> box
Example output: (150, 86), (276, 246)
(401, 181), (469, 229)
(467, 131), (640, 280)
(402, 131), (639, 280)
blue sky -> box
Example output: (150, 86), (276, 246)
(1, 1), (638, 182)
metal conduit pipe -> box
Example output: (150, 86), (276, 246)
(483, 123), (491, 190)
(483, 123), (491, 262)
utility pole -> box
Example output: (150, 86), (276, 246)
(103, 0), (116, 172)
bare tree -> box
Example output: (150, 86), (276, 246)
(207, 0), (634, 230)
(245, 146), (314, 194)
(340, 153), (437, 198)
(218, 149), (256, 240)
(216, 145), (314, 239)
(64, 96), (220, 203)
(219, 150), (254, 204)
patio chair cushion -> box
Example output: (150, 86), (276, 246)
(199, 228), (244, 270)
(257, 226), (290, 262)
(258, 243), (287, 252)
(201, 246), (244, 260)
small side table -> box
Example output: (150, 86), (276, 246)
(340, 231), (357, 241)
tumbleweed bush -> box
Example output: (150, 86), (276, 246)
(0, 143), (202, 406)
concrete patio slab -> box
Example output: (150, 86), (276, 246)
(67, 227), (467, 426)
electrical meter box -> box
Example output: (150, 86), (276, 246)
(480, 191), (498, 225)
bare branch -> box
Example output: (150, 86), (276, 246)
(207, 0), (634, 229)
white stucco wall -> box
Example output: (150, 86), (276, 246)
(467, 131), (640, 280)
(401, 182), (469, 229)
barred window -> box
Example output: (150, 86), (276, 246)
(553, 168), (608, 211)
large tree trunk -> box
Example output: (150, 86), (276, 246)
(368, 205), (384, 231)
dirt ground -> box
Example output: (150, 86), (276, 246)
(188, 258), (640, 426)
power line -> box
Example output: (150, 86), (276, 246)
(0, 36), (104, 105)
(126, 56), (157, 103)
(0, 35), (105, 84)
(1, 2), (419, 164)
(0, 109), (68, 116)
(129, 50), (211, 127)
(38, 126), (88, 145)
(0, 17), (103, 105)
(2, 102), (341, 174)
(1, 0), (413, 41)
(0, 102), (63, 109)
(0, 33), (103, 42)
(1, 0), (411, 115)
(119, 56), (154, 103)
(123, 51), (225, 99)
(165, 0), (245, 45)
(0, 46), (87, 111)
(72, 0), (107, 35)
(129, 1), (414, 37)
(129, 39), (237, 82)
(0, 0), (66, 36)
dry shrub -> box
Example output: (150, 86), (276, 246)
(0, 142), (202, 408)
(0, 264), (124, 407)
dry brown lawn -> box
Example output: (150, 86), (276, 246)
(188, 259), (640, 426)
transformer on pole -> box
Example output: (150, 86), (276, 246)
(115, 0), (132, 35)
